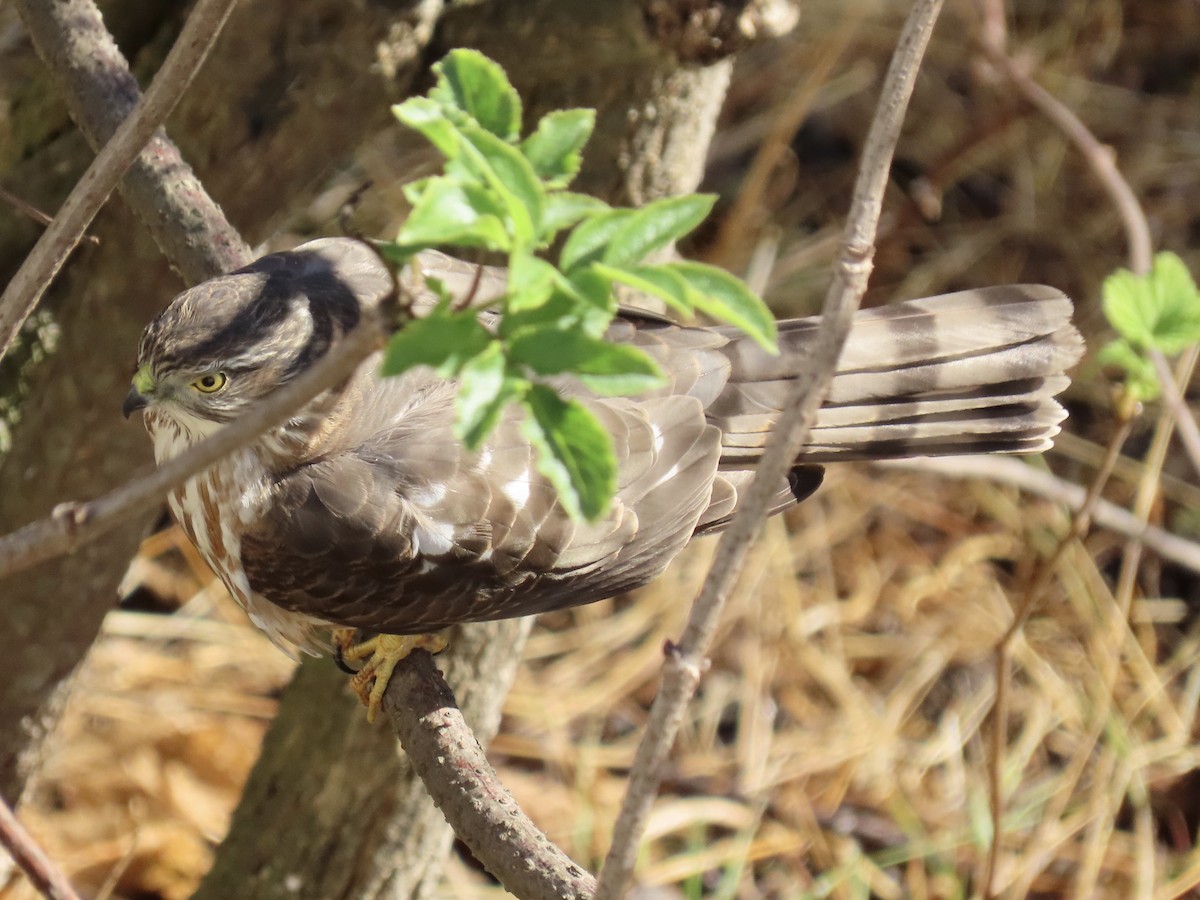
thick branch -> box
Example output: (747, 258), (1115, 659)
(595, 1), (946, 895)
(14, 0), (251, 283)
(0, 0), (416, 802)
(382, 651), (596, 900)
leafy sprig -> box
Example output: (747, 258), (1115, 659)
(1099, 251), (1200, 405)
(378, 49), (777, 520)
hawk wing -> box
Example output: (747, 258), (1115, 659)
(239, 365), (723, 634)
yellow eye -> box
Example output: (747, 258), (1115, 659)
(191, 372), (228, 394)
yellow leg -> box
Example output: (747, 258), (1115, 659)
(339, 632), (448, 723)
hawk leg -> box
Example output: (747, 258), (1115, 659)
(336, 630), (449, 722)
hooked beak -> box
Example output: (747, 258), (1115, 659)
(123, 364), (155, 418)
(122, 386), (148, 419)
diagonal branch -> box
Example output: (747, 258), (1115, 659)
(1, 0), (245, 361)
(0, 792), (81, 900)
(0, 313), (384, 579)
(381, 649), (596, 900)
(594, 1), (946, 895)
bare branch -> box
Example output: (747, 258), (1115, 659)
(0, 315), (384, 580)
(381, 650), (596, 900)
(878, 455), (1200, 576)
(0, 0), (244, 360)
(0, 793), (80, 900)
(594, 2), (946, 895)
(975, 2), (1200, 483)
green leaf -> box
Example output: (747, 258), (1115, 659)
(521, 384), (615, 521)
(1102, 252), (1200, 354)
(591, 262), (693, 317)
(501, 284), (614, 339)
(396, 179), (510, 251)
(392, 98), (461, 159)
(1098, 338), (1161, 402)
(560, 209), (635, 271)
(375, 241), (419, 270)
(431, 49), (521, 141)
(521, 109), (595, 188)
(459, 126), (544, 244)
(455, 344), (524, 449)
(380, 305), (493, 377)
(508, 328), (664, 395)
(540, 192), (610, 242)
(670, 261), (778, 352)
(559, 268), (619, 335)
(1103, 269), (1154, 347)
(602, 194), (716, 267)
(507, 255), (558, 312)
(1147, 251), (1200, 352)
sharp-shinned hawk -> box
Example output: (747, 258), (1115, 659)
(124, 237), (1083, 716)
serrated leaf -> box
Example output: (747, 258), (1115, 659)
(456, 343), (523, 448)
(508, 328), (664, 395)
(591, 262), (693, 317)
(540, 192), (610, 242)
(395, 179), (510, 251)
(521, 385), (615, 521)
(560, 209), (635, 271)
(1103, 253), (1200, 354)
(507, 255), (558, 312)
(670, 261), (778, 352)
(380, 306), (493, 377)
(521, 109), (595, 188)
(561, 268), (619, 335)
(431, 49), (521, 140)
(1148, 251), (1200, 353)
(1103, 269), (1154, 347)
(460, 126), (543, 245)
(392, 98), (461, 158)
(501, 284), (614, 339)
(602, 194), (716, 267)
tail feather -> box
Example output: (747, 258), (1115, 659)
(711, 285), (1083, 463)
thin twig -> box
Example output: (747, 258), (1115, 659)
(0, 315), (384, 580)
(0, 186), (100, 246)
(972, 2), (1187, 892)
(0, 0), (242, 361)
(382, 650), (596, 900)
(975, 0), (1200, 483)
(979, 415), (1132, 898)
(877, 453), (1200, 575)
(593, 2), (946, 895)
(0, 793), (81, 900)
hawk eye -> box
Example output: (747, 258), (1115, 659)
(191, 372), (228, 394)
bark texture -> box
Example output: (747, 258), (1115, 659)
(196, 620), (533, 900)
(200, 3), (752, 896)
(0, 0), (439, 803)
(1, 0), (792, 894)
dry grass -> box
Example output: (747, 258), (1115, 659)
(8, 1), (1200, 897)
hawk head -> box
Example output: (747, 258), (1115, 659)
(123, 239), (392, 440)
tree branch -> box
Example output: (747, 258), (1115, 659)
(878, 456), (1200, 576)
(0, 793), (80, 900)
(381, 650), (596, 900)
(1, 0), (245, 360)
(594, 1), (946, 895)
(0, 312), (384, 580)
(974, 0), (1200, 484)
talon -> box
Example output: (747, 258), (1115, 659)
(339, 631), (449, 722)
(332, 628), (361, 674)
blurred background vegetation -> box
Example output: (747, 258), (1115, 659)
(5, 0), (1200, 897)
